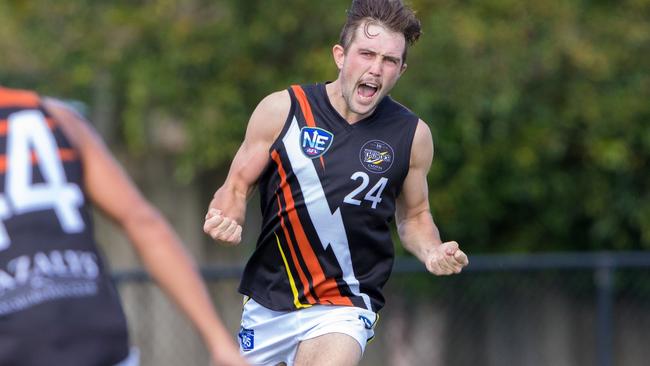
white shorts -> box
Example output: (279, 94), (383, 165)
(238, 298), (378, 366)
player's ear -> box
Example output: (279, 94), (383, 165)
(333, 44), (345, 71)
(399, 62), (408, 76)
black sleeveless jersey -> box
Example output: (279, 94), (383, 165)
(239, 83), (419, 312)
(0, 87), (129, 365)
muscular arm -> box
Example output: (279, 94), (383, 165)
(395, 120), (468, 275)
(43, 99), (247, 366)
(203, 90), (290, 245)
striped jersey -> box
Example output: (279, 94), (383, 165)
(0, 87), (129, 365)
(239, 83), (419, 312)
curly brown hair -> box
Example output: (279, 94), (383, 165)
(338, 0), (422, 62)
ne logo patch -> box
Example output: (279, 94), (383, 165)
(300, 127), (334, 159)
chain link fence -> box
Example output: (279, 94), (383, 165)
(115, 252), (650, 366)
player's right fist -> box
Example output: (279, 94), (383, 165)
(203, 208), (243, 246)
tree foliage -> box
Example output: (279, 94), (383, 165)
(1, 0), (648, 252)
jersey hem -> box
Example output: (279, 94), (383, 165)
(238, 287), (372, 313)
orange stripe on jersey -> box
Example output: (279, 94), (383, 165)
(271, 149), (352, 306)
(0, 148), (78, 173)
(291, 85), (326, 169)
(291, 85), (316, 127)
(57, 148), (78, 161)
(276, 195), (317, 305)
(0, 88), (40, 109)
(0, 117), (57, 136)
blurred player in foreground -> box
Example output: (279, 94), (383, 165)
(0, 85), (248, 366)
(203, 0), (469, 365)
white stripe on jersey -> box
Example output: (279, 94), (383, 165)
(283, 118), (372, 310)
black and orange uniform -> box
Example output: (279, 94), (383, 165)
(0, 87), (129, 365)
(239, 83), (419, 313)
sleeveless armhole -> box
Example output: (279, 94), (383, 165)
(394, 115), (420, 198)
(403, 116), (420, 174)
(267, 87), (298, 154)
(37, 98), (83, 164)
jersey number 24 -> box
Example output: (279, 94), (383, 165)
(343, 171), (388, 209)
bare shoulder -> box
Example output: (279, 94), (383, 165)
(413, 119), (433, 148)
(410, 119), (434, 168)
(246, 89), (291, 144)
(256, 89), (291, 116)
(41, 97), (75, 122)
(41, 97), (94, 149)
(41, 97), (84, 124)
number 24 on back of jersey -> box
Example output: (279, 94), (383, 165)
(0, 110), (85, 250)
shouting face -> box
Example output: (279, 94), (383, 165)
(329, 21), (408, 123)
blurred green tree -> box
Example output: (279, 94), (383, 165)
(1, 0), (648, 252)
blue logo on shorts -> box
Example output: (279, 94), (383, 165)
(359, 315), (373, 330)
(239, 327), (254, 351)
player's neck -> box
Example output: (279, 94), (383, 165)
(325, 80), (371, 125)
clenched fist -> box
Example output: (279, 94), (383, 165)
(425, 241), (469, 275)
(203, 208), (243, 246)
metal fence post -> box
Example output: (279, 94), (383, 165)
(595, 256), (614, 366)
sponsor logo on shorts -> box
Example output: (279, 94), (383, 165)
(359, 315), (373, 330)
(238, 327), (255, 351)
(300, 127), (334, 159)
(359, 140), (394, 173)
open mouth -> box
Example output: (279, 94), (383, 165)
(357, 82), (379, 100)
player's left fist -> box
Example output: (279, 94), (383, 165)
(425, 241), (469, 276)
(203, 208), (242, 246)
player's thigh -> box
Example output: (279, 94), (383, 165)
(294, 333), (361, 366)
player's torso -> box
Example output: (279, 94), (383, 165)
(0, 87), (129, 365)
(241, 83), (419, 312)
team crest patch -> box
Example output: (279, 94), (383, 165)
(300, 127), (334, 159)
(238, 327), (254, 351)
(359, 140), (394, 173)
